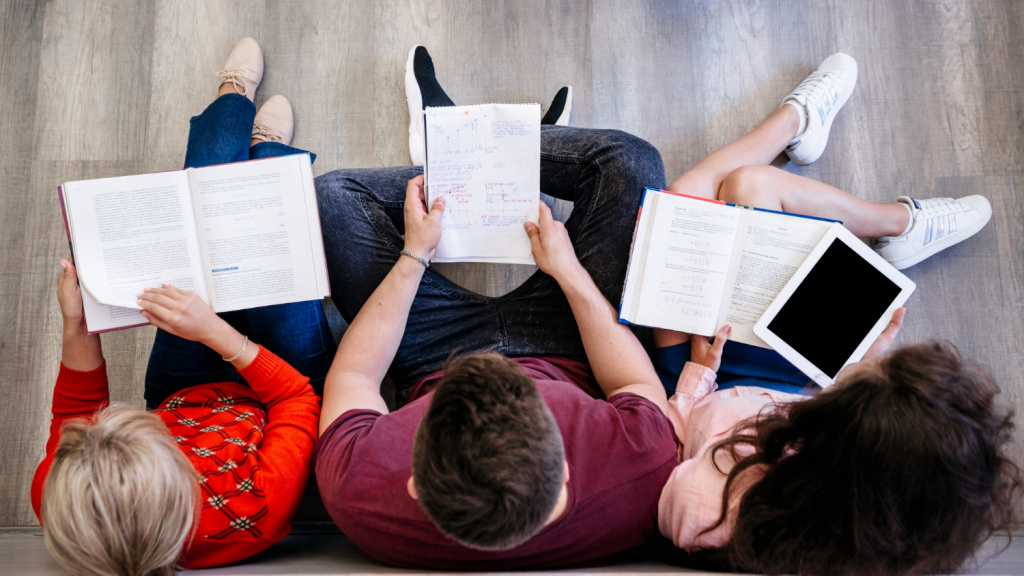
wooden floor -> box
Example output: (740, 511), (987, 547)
(1, 0), (1023, 572)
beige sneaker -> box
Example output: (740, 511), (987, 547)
(216, 37), (263, 101)
(251, 95), (294, 145)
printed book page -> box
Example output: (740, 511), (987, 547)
(188, 154), (323, 311)
(424, 103), (540, 264)
(188, 154), (326, 312)
(628, 194), (740, 336)
(80, 289), (148, 333)
(62, 171), (207, 310)
(717, 210), (833, 347)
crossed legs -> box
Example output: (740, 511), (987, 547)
(654, 103), (910, 350)
(667, 105), (910, 238)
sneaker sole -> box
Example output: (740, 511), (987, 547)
(884, 207), (992, 270)
(405, 46), (426, 166)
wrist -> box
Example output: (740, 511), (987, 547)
(396, 251), (430, 276)
(553, 261), (590, 290)
(402, 243), (433, 261)
(62, 318), (90, 338)
(400, 249), (430, 268)
(204, 321), (243, 358)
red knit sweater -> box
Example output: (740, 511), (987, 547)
(31, 347), (320, 569)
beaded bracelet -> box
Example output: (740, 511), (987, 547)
(400, 249), (430, 268)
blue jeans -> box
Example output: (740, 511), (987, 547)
(316, 126), (666, 404)
(144, 94), (336, 409)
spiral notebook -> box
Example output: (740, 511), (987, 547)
(423, 103), (540, 264)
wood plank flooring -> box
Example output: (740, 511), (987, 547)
(1, 0), (1022, 571)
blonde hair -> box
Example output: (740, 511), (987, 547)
(41, 404), (199, 576)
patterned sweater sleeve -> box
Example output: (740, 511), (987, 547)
(235, 347), (321, 536)
(31, 363), (110, 520)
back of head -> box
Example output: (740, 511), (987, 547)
(704, 342), (1022, 575)
(41, 404), (199, 576)
(411, 352), (565, 550)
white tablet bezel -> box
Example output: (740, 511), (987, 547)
(753, 223), (916, 388)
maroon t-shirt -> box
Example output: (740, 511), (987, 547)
(314, 357), (679, 570)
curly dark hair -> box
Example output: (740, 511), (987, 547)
(681, 342), (1022, 575)
(411, 352), (565, 551)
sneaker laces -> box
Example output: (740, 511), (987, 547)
(916, 197), (965, 216)
(251, 124), (284, 143)
(216, 69), (253, 95)
(911, 197), (964, 245)
(791, 71), (843, 125)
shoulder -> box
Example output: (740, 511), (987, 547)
(314, 397), (430, 495)
(693, 387), (803, 439)
(540, 380), (675, 442)
(542, 383), (678, 484)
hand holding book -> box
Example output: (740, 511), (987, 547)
(689, 324), (731, 373)
(136, 284), (257, 368)
(523, 203), (584, 285)
(402, 174), (445, 263)
(56, 259), (103, 372)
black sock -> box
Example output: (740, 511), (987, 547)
(414, 47), (455, 109)
(541, 86), (570, 125)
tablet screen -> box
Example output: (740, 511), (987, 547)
(766, 238), (902, 378)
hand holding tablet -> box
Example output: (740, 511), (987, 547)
(753, 224), (916, 387)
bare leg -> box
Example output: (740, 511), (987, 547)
(653, 330), (689, 347)
(218, 81), (244, 99)
(656, 106), (800, 347)
(717, 166), (909, 238)
(666, 96), (908, 239)
(656, 105), (910, 347)
(667, 106), (800, 199)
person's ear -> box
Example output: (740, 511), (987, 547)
(563, 460), (570, 484)
(406, 476), (418, 500)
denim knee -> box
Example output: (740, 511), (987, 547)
(594, 129), (666, 188)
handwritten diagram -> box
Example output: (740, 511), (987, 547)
(424, 104), (540, 263)
(434, 118), (484, 155)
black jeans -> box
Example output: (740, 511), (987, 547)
(316, 126), (665, 403)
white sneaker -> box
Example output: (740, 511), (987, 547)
(871, 196), (992, 270)
(782, 53), (858, 165)
(405, 46), (456, 166)
(405, 46), (427, 167)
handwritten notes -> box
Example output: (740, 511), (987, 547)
(424, 104), (540, 264)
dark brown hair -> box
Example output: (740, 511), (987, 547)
(685, 342), (1022, 575)
(411, 352), (565, 550)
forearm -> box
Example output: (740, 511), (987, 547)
(201, 321), (259, 369)
(60, 322), (103, 372)
(556, 264), (662, 397)
(320, 256), (424, 429)
(338, 256), (423, 381)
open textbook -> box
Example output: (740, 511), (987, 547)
(58, 154), (330, 334)
(424, 103), (540, 264)
(619, 189), (838, 348)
